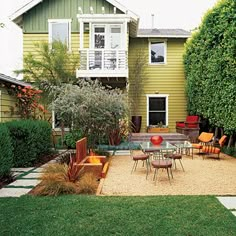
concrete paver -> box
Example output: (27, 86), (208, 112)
(217, 197), (236, 209)
(0, 188), (32, 197)
(21, 173), (42, 179)
(8, 179), (40, 187)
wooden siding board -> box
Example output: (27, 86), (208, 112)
(23, 0), (124, 33)
(128, 37), (187, 132)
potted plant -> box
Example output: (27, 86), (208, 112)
(147, 122), (169, 133)
(129, 50), (147, 133)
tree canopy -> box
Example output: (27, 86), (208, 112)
(184, 0), (236, 134)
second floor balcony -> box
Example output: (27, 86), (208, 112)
(76, 49), (128, 78)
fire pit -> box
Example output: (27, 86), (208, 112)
(78, 156), (109, 179)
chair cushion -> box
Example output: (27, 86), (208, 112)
(176, 122), (185, 128)
(186, 116), (199, 123)
(192, 144), (202, 149)
(133, 154), (149, 161)
(164, 154), (182, 159)
(152, 160), (172, 168)
(202, 146), (220, 154)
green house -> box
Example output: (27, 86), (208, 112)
(10, 0), (190, 132)
(0, 73), (31, 122)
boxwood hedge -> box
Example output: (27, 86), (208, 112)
(6, 120), (52, 167)
(0, 124), (13, 178)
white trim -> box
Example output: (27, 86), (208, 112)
(77, 14), (131, 22)
(146, 94), (169, 127)
(10, 0), (139, 23)
(137, 34), (189, 38)
(9, 0), (43, 22)
(48, 19), (72, 51)
(148, 40), (167, 65)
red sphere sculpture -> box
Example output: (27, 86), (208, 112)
(150, 136), (163, 145)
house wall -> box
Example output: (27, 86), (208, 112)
(0, 87), (20, 122)
(128, 37), (187, 132)
(23, 0), (123, 33)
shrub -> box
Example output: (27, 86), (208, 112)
(0, 124), (13, 178)
(78, 172), (98, 195)
(64, 130), (83, 149)
(6, 120), (52, 167)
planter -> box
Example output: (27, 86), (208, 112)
(147, 127), (169, 133)
(131, 116), (142, 133)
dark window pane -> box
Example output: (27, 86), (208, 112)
(149, 112), (166, 125)
(149, 97), (166, 111)
(95, 34), (105, 48)
(151, 42), (165, 63)
(95, 27), (105, 33)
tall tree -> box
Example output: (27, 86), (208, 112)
(184, 0), (236, 135)
(15, 41), (79, 102)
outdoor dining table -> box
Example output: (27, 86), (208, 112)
(173, 142), (193, 159)
(140, 141), (177, 158)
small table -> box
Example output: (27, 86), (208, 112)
(174, 142), (193, 159)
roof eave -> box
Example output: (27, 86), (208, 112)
(136, 34), (190, 38)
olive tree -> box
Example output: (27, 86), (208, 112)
(51, 79), (129, 148)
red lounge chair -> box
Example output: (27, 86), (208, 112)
(176, 115), (200, 129)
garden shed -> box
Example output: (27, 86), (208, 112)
(0, 73), (31, 122)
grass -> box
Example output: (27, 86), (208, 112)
(0, 196), (236, 235)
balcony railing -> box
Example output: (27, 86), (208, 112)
(76, 49), (128, 78)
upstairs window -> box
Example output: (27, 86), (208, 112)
(149, 41), (166, 64)
(48, 19), (71, 50)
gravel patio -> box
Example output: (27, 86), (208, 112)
(101, 151), (236, 196)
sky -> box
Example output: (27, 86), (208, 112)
(0, 0), (218, 78)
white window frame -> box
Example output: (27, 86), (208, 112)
(48, 19), (72, 51)
(52, 110), (70, 131)
(146, 94), (169, 126)
(149, 40), (167, 65)
(90, 23), (124, 49)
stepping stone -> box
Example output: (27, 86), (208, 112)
(11, 167), (34, 172)
(8, 179), (40, 187)
(232, 211), (236, 217)
(0, 187), (32, 197)
(21, 173), (42, 179)
(32, 168), (44, 173)
(217, 197), (236, 210)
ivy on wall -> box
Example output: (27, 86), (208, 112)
(184, 0), (236, 134)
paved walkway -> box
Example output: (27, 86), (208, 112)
(0, 160), (56, 197)
(217, 197), (236, 217)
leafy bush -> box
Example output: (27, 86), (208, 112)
(0, 124), (13, 178)
(221, 146), (236, 158)
(6, 120), (52, 167)
(64, 130), (83, 149)
(51, 79), (129, 148)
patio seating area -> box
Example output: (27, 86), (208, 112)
(101, 150), (236, 196)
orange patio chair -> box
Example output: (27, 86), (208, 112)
(201, 135), (227, 159)
(192, 132), (214, 153)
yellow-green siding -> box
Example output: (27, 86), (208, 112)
(0, 87), (20, 122)
(128, 37), (187, 132)
(23, 0), (123, 33)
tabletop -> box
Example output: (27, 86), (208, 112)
(140, 141), (177, 152)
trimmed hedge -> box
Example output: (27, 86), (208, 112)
(0, 124), (13, 178)
(184, 0), (236, 133)
(6, 120), (52, 167)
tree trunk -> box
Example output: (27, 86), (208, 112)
(227, 135), (233, 148)
(213, 127), (219, 145)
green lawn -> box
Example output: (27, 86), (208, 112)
(0, 195), (235, 236)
